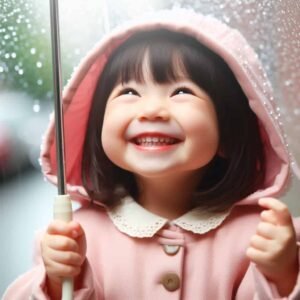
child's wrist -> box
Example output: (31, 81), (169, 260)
(268, 263), (298, 296)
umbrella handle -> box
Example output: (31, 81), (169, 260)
(54, 195), (74, 300)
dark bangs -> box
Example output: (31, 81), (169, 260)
(82, 29), (266, 212)
(100, 29), (217, 96)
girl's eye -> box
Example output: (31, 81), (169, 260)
(118, 88), (139, 96)
(172, 87), (194, 96)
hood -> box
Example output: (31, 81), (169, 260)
(41, 9), (291, 206)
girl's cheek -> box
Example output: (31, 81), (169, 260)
(101, 109), (129, 149)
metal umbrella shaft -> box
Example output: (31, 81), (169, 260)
(49, 0), (65, 194)
(49, 0), (73, 299)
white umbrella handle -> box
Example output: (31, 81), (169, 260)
(54, 195), (73, 300)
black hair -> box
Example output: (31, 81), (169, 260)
(82, 29), (265, 212)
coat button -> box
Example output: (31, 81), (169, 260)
(163, 245), (180, 255)
(161, 273), (180, 291)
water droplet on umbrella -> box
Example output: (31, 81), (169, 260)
(284, 79), (293, 87)
(33, 100), (41, 113)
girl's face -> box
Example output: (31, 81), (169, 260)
(101, 59), (219, 179)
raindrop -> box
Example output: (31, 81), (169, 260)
(0, 66), (4, 73)
(284, 79), (293, 87)
(36, 61), (43, 68)
(224, 15), (231, 23)
(11, 52), (17, 58)
(37, 79), (43, 85)
(18, 69), (24, 75)
(4, 53), (10, 59)
(30, 48), (36, 54)
(33, 100), (41, 113)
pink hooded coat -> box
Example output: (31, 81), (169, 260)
(4, 9), (300, 300)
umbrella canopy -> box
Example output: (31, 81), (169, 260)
(52, 0), (300, 176)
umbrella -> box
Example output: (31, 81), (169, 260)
(49, 0), (73, 299)
(46, 2), (300, 299)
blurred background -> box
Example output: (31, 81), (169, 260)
(0, 0), (299, 296)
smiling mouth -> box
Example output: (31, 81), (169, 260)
(130, 135), (182, 149)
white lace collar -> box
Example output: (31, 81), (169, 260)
(107, 196), (231, 238)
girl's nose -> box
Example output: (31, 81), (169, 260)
(137, 98), (170, 121)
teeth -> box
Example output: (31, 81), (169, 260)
(135, 136), (176, 145)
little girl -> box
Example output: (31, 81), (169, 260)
(4, 9), (300, 300)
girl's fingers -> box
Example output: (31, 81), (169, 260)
(256, 221), (277, 239)
(246, 247), (268, 265)
(45, 259), (81, 278)
(47, 235), (79, 252)
(47, 248), (83, 266)
(47, 220), (84, 239)
(260, 210), (277, 225)
(258, 198), (292, 226)
(249, 234), (273, 251)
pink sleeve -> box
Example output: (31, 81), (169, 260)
(3, 261), (102, 300)
(2, 232), (103, 300)
(251, 253), (300, 299)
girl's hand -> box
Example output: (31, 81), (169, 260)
(246, 197), (298, 296)
(41, 220), (87, 295)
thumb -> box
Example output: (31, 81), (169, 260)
(68, 221), (84, 239)
(47, 220), (83, 238)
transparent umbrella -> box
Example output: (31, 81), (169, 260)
(2, 0), (298, 298)
(1, 0), (299, 172)
(48, 1), (299, 299)
(47, 0), (300, 174)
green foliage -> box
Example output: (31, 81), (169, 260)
(0, 0), (72, 101)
